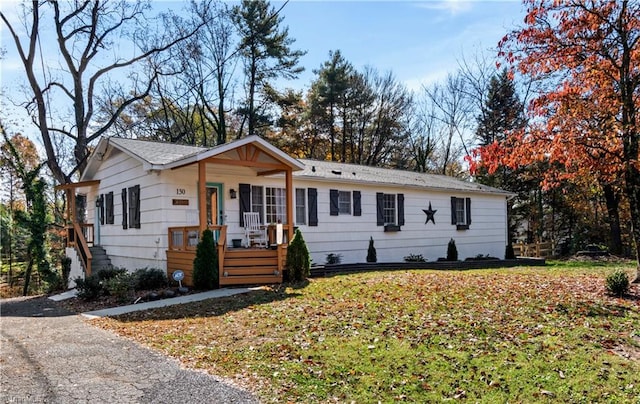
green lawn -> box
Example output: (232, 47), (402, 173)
(94, 262), (640, 402)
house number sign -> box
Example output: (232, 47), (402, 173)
(176, 188), (186, 195)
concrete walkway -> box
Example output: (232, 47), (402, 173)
(80, 287), (263, 318)
(1, 293), (260, 403)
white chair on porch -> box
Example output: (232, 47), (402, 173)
(243, 212), (267, 248)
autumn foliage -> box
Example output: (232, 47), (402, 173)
(469, 0), (640, 273)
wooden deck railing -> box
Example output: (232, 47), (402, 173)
(168, 225), (226, 251)
(167, 224), (290, 287)
(513, 241), (554, 258)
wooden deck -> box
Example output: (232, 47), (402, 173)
(166, 225), (287, 287)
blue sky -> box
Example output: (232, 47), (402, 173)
(1, 0), (525, 90)
(275, 0), (526, 90)
(0, 0), (526, 138)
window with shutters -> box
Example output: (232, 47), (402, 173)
(377, 193), (404, 231)
(451, 196), (471, 230)
(330, 189), (360, 217)
(295, 188), (306, 225)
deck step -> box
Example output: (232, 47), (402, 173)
(223, 257), (278, 267)
(222, 266), (279, 276)
(220, 274), (283, 286)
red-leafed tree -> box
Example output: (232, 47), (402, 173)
(469, 0), (640, 280)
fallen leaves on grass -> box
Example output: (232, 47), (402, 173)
(91, 266), (640, 402)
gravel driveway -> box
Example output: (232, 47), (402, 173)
(0, 296), (258, 403)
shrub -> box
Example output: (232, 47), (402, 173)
(193, 229), (219, 290)
(505, 244), (516, 260)
(133, 267), (168, 290)
(286, 229), (311, 281)
(325, 253), (342, 265)
(366, 237), (377, 263)
(104, 272), (134, 303)
(404, 253), (426, 262)
(61, 257), (72, 289)
(75, 274), (103, 301)
(96, 267), (127, 281)
(446, 238), (458, 261)
(465, 254), (499, 261)
(605, 270), (629, 297)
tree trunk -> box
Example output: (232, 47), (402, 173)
(22, 255), (33, 297)
(602, 183), (623, 256)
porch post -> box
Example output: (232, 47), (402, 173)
(285, 168), (294, 239)
(68, 189), (76, 224)
(198, 161), (207, 233)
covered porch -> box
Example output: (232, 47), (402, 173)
(165, 136), (304, 286)
(56, 180), (101, 277)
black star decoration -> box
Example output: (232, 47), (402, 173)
(423, 202), (437, 225)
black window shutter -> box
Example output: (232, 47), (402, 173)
(106, 192), (114, 224)
(397, 193), (405, 226)
(353, 191), (362, 216)
(466, 197), (472, 225)
(376, 192), (384, 226)
(308, 188), (318, 226)
(329, 189), (339, 216)
(99, 194), (105, 225)
(129, 185), (140, 229)
(134, 185), (141, 228)
(239, 183), (251, 226)
(121, 188), (128, 229)
(450, 197), (457, 225)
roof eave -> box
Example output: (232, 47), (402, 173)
(293, 173), (515, 196)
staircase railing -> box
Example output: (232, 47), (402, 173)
(215, 225), (227, 277)
(68, 222), (93, 276)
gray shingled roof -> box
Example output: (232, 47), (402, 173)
(108, 137), (207, 165)
(105, 137), (511, 195)
(295, 159), (513, 196)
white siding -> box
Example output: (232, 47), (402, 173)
(87, 152), (509, 269)
(287, 180), (508, 265)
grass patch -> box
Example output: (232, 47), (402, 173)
(93, 265), (640, 402)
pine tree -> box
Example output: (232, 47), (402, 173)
(193, 229), (219, 290)
(286, 229), (310, 281)
(366, 237), (377, 263)
(474, 69), (525, 189)
(232, 0), (306, 137)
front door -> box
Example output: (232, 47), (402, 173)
(206, 183), (224, 226)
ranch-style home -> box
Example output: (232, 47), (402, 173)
(59, 135), (513, 287)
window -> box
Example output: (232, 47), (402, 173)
(266, 187), (286, 223)
(251, 185), (264, 223)
(455, 198), (465, 225)
(376, 193), (405, 230)
(330, 189), (357, 216)
(383, 193), (396, 224)
(451, 197), (472, 230)
(295, 188), (306, 225)
(339, 191), (351, 214)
